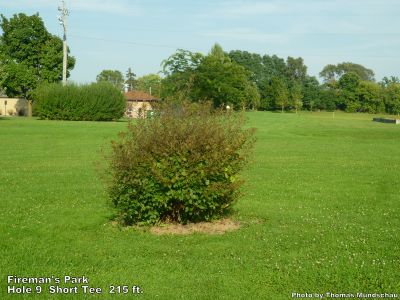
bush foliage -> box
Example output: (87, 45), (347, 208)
(107, 102), (255, 225)
(34, 82), (125, 121)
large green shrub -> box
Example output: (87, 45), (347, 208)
(34, 82), (125, 121)
(107, 102), (255, 225)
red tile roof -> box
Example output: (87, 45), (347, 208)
(124, 90), (158, 101)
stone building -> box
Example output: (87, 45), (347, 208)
(0, 96), (30, 116)
(124, 90), (158, 118)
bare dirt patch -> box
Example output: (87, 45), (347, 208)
(149, 218), (241, 235)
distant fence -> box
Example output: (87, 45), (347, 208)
(373, 117), (400, 124)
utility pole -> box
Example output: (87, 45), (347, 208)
(58, 0), (68, 86)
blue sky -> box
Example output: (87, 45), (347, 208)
(1, 0), (399, 83)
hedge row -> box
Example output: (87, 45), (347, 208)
(34, 82), (125, 121)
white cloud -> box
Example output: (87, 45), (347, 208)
(69, 0), (141, 16)
(199, 1), (294, 19)
(218, 2), (280, 17)
(200, 0), (397, 20)
(0, 0), (141, 16)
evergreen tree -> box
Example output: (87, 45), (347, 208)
(125, 68), (137, 91)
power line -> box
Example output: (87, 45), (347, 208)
(67, 24), (400, 37)
(69, 34), (182, 50)
(68, 34), (400, 59)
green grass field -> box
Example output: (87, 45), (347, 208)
(1, 112), (399, 299)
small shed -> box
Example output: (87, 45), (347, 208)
(0, 96), (30, 116)
(124, 90), (158, 118)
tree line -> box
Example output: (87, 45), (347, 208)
(95, 69), (162, 97)
(158, 46), (400, 114)
(1, 12), (399, 115)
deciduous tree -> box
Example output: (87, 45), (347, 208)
(192, 44), (260, 109)
(357, 81), (384, 113)
(228, 50), (263, 85)
(302, 76), (322, 111)
(270, 77), (288, 112)
(320, 62), (375, 83)
(96, 70), (125, 91)
(161, 49), (203, 100)
(338, 72), (361, 112)
(290, 82), (303, 113)
(0, 13), (75, 99)
(380, 76), (400, 87)
(383, 83), (400, 115)
(286, 56), (307, 83)
(136, 74), (162, 97)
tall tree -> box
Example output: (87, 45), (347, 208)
(0, 61), (36, 98)
(383, 82), (400, 115)
(259, 55), (286, 109)
(285, 57), (307, 112)
(290, 82), (303, 113)
(302, 76), (322, 111)
(39, 36), (75, 82)
(286, 56), (307, 83)
(357, 81), (384, 113)
(228, 51), (309, 111)
(338, 72), (361, 112)
(125, 68), (136, 91)
(320, 88), (338, 111)
(228, 50), (263, 85)
(229, 50), (287, 100)
(262, 55), (287, 80)
(270, 77), (288, 112)
(320, 62), (375, 83)
(136, 74), (162, 97)
(380, 76), (400, 87)
(0, 13), (75, 99)
(192, 44), (260, 109)
(96, 70), (125, 91)
(161, 49), (203, 76)
(318, 64), (337, 83)
(161, 49), (203, 100)
(0, 57), (5, 94)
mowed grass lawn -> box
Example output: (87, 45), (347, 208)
(0, 112), (399, 299)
